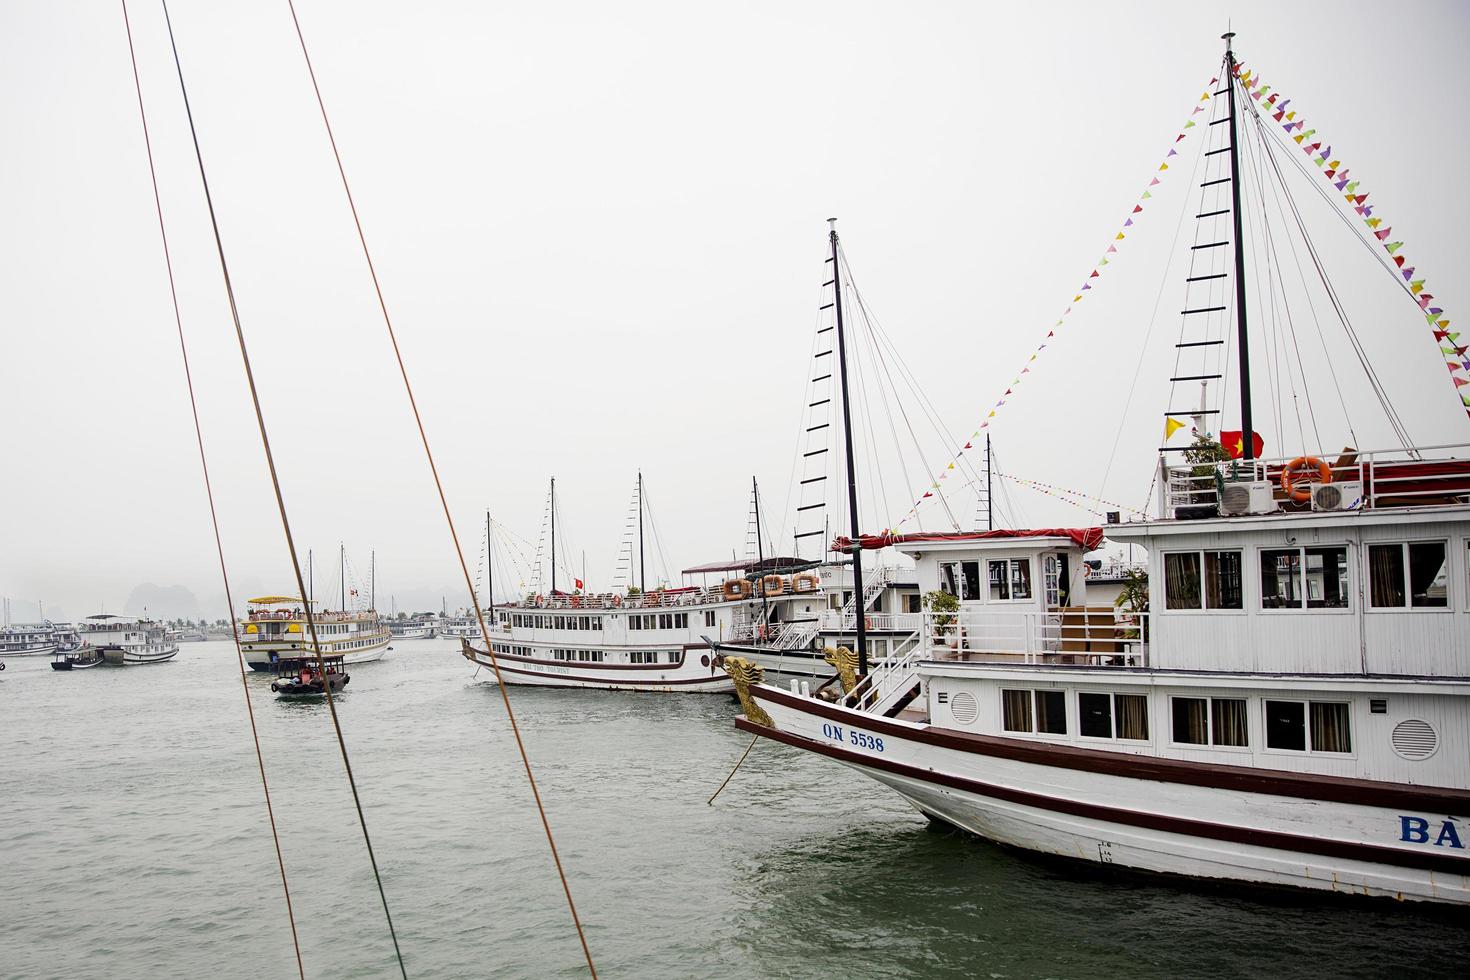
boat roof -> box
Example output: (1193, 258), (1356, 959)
(835, 528), (1106, 553)
(247, 596), (312, 605)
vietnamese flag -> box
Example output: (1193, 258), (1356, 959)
(1219, 430), (1265, 459)
(574, 578), (584, 590)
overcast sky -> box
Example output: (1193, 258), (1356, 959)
(4, 1), (1468, 621)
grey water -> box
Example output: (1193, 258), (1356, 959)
(1, 640), (1461, 979)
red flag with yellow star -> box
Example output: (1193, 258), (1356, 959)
(1219, 430), (1265, 460)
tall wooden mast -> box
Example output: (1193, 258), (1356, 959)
(829, 219), (869, 674)
(1223, 32), (1255, 459)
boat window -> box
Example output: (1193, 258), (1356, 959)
(1079, 692), (1111, 738)
(1171, 696), (1247, 746)
(1261, 546), (1348, 609)
(961, 561), (981, 600)
(1310, 701), (1352, 753)
(1002, 689), (1065, 734)
(988, 559), (1032, 602)
(704, 610), (716, 627)
(1164, 550), (1242, 610)
(1116, 694), (1149, 740)
(1001, 689), (1032, 732)
(940, 562), (960, 599)
(1368, 542), (1447, 608)
(1265, 700), (1307, 751)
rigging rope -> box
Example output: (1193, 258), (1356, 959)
(118, 4), (303, 977)
(280, 4), (597, 972)
(158, 2), (407, 975)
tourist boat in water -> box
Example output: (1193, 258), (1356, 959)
(270, 653), (349, 698)
(52, 645), (104, 670)
(0, 623), (57, 657)
(82, 614), (179, 665)
(720, 36), (1470, 910)
(725, 36), (1470, 905)
(388, 618), (435, 640)
(239, 596), (391, 671)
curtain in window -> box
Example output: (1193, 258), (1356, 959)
(1408, 541), (1448, 607)
(1171, 697), (1208, 744)
(1310, 702), (1352, 752)
(1115, 694), (1149, 740)
(1035, 690), (1066, 734)
(1368, 544), (1405, 607)
(1211, 698), (1249, 746)
(1002, 689), (1031, 732)
(1204, 551), (1242, 609)
(1011, 560), (1033, 600)
(1164, 553), (1201, 609)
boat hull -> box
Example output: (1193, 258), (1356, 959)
(101, 644), (179, 666)
(52, 653), (105, 670)
(462, 638), (732, 693)
(743, 685), (1470, 905)
(245, 641), (389, 672)
(0, 644), (57, 657)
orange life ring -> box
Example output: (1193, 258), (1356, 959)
(1280, 455), (1331, 502)
(722, 579), (752, 601)
(864, 616), (873, 630)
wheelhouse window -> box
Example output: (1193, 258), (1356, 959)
(1171, 696), (1247, 747)
(1002, 689), (1066, 735)
(988, 559), (1032, 602)
(1265, 699), (1352, 752)
(1368, 542), (1447, 608)
(1260, 546), (1349, 610)
(1079, 692), (1150, 741)
(940, 561), (981, 600)
(1163, 550), (1242, 610)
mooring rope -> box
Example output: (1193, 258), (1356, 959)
(157, 2), (407, 975)
(281, 3), (597, 974)
(118, 4), (306, 976)
(707, 734), (759, 806)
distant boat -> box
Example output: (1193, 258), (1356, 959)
(51, 645), (105, 670)
(81, 614), (179, 665)
(388, 619), (435, 640)
(239, 596), (391, 671)
(0, 623), (57, 657)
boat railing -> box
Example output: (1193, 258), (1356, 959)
(916, 608), (1148, 667)
(817, 610), (923, 633)
(1161, 442), (1470, 518)
(517, 588), (732, 612)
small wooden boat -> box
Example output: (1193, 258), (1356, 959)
(51, 646), (105, 670)
(269, 654), (349, 698)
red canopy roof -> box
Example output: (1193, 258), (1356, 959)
(833, 527), (1106, 553)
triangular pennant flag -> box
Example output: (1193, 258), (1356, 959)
(1410, 280), (1425, 294)
(1394, 255), (1406, 267)
(1090, 269), (1100, 277)
(1184, 120), (1196, 129)
(1132, 205), (1143, 213)
(1164, 417), (1186, 439)
(1168, 148), (1178, 157)
(1175, 134), (1186, 143)
(1293, 133), (1306, 144)
(1158, 162), (1169, 171)
(1116, 232), (1125, 240)
(947, 462), (956, 470)
(1366, 217), (1382, 228)
(1141, 190), (1152, 199)
(1082, 283), (1091, 290)
(1374, 227), (1391, 241)
(1124, 218), (1134, 227)
(1149, 177), (1160, 186)
(1386, 241), (1403, 254)
(1107, 244), (1117, 253)
(1099, 258), (1109, 266)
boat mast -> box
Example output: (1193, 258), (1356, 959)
(370, 549), (375, 611)
(828, 219), (869, 675)
(753, 476), (770, 628)
(339, 542), (345, 611)
(486, 510), (495, 621)
(1223, 31), (1255, 460)
(308, 548), (313, 605)
(637, 470), (646, 592)
(986, 433), (993, 530)
(550, 476), (556, 596)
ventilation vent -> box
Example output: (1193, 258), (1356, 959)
(1391, 719), (1438, 760)
(950, 690), (979, 725)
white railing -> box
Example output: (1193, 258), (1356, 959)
(915, 608), (1148, 667)
(841, 564), (895, 618)
(849, 634), (925, 715)
(1162, 442), (1470, 518)
(817, 610), (923, 633)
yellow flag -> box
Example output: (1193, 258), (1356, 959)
(1164, 417), (1186, 440)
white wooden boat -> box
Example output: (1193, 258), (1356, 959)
(81, 614), (179, 665)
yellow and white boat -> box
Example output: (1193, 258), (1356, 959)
(239, 596), (391, 671)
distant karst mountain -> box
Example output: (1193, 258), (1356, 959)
(123, 583), (202, 621)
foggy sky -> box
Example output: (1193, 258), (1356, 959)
(4, 0), (1469, 621)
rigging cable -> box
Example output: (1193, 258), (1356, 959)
(157, 1), (407, 975)
(118, 3), (303, 977)
(280, 2), (597, 972)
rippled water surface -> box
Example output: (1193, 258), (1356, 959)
(2, 640), (1463, 978)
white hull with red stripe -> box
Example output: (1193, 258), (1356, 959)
(461, 636), (731, 693)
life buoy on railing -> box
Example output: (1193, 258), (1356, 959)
(864, 616), (873, 631)
(1280, 455), (1331, 503)
(571, 595), (582, 608)
(611, 594), (623, 607)
(760, 575), (785, 597)
(792, 572), (819, 593)
(722, 579), (753, 601)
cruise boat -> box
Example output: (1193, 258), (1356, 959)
(439, 617), (479, 640)
(51, 623), (84, 653)
(385, 620), (429, 643)
(238, 596), (391, 671)
(725, 37), (1470, 905)
(82, 614), (179, 665)
(0, 623), (57, 657)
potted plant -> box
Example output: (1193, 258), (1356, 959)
(923, 589), (960, 649)
(1114, 567), (1149, 642)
